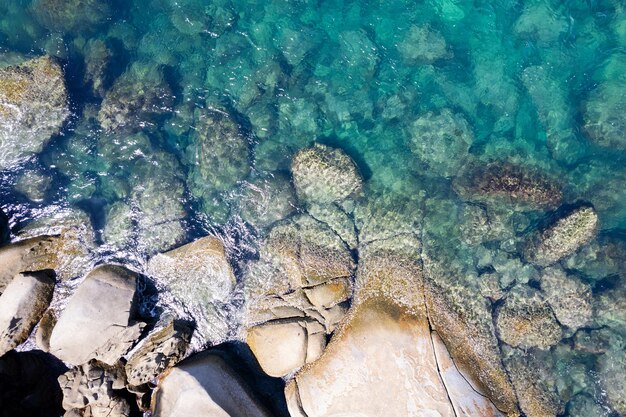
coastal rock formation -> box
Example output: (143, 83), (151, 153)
(408, 109), (473, 178)
(49, 265), (145, 366)
(286, 236), (506, 417)
(98, 64), (174, 132)
(291, 144), (362, 206)
(0, 271), (55, 356)
(237, 173), (298, 230)
(583, 80), (626, 149)
(0, 236), (59, 293)
(244, 214), (354, 377)
(397, 25), (451, 63)
(495, 285), (562, 349)
(524, 206), (598, 266)
(125, 318), (192, 387)
(31, 0), (112, 32)
(597, 346), (626, 414)
(151, 352), (271, 417)
(58, 360), (130, 417)
(35, 309), (56, 352)
(147, 236), (237, 346)
(540, 267), (592, 330)
(0, 56), (69, 169)
(453, 161), (562, 209)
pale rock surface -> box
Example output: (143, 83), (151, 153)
(147, 236), (237, 346)
(49, 265), (144, 365)
(151, 352), (271, 417)
(0, 271), (55, 355)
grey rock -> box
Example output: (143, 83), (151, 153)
(125, 319), (192, 386)
(236, 173), (298, 230)
(35, 308), (56, 352)
(540, 267), (592, 330)
(0, 271), (55, 356)
(0, 236), (59, 293)
(151, 352), (271, 417)
(291, 144), (362, 206)
(49, 265), (145, 366)
(524, 206), (598, 266)
(495, 285), (562, 349)
(0, 56), (69, 169)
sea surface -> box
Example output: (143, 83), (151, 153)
(0, 0), (625, 415)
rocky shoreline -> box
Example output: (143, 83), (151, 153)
(2, 134), (624, 417)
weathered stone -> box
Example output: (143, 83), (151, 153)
(495, 285), (562, 349)
(125, 319), (192, 386)
(246, 319), (325, 378)
(147, 236), (236, 345)
(0, 236), (58, 293)
(151, 352), (271, 417)
(503, 347), (564, 417)
(49, 265), (144, 366)
(524, 206), (598, 266)
(291, 144), (362, 206)
(31, 0), (111, 32)
(0, 271), (55, 356)
(408, 109), (473, 178)
(15, 170), (51, 202)
(308, 203), (358, 249)
(237, 173), (298, 230)
(0, 56), (69, 170)
(597, 346), (626, 414)
(431, 332), (505, 417)
(35, 308), (56, 352)
(540, 267), (592, 330)
(453, 161), (562, 209)
(583, 80), (626, 149)
(58, 360), (129, 416)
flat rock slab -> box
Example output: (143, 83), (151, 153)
(151, 352), (271, 417)
(0, 271), (55, 356)
(49, 265), (142, 365)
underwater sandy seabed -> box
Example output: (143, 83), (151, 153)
(0, 0), (625, 416)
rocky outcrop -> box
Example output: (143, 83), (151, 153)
(495, 285), (562, 349)
(540, 267), (592, 330)
(58, 360), (130, 417)
(125, 318), (192, 387)
(0, 56), (69, 170)
(147, 236), (236, 346)
(244, 214), (354, 377)
(524, 206), (598, 266)
(453, 161), (562, 209)
(151, 352), (271, 417)
(286, 237), (506, 417)
(407, 109), (473, 178)
(0, 236), (59, 293)
(49, 265), (145, 366)
(291, 144), (362, 206)
(35, 309), (56, 352)
(0, 271), (55, 356)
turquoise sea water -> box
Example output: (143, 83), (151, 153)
(1, 0), (626, 415)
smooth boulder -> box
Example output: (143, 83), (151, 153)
(0, 271), (55, 356)
(151, 352), (271, 417)
(49, 265), (144, 366)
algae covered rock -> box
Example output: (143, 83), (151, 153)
(236, 173), (298, 230)
(291, 144), (362, 206)
(0, 56), (69, 169)
(583, 80), (626, 149)
(31, 0), (112, 32)
(540, 267), (592, 330)
(397, 25), (451, 63)
(0, 270), (55, 356)
(524, 206), (598, 266)
(597, 346), (626, 414)
(453, 161), (562, 209)
(407, 109), (473, 178)
(495, 285), (562, 349)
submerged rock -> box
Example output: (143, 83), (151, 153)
(453, 161), (562, 209)
(0, 271), (55, 356)
(98, 63), (174, 132)
(524, 206), (598, 266)
(291, 144), (362, 206)
(597, 346), (626, 414)
(583, 80), (626, 149)
(408, 109), (473, 178)
(540, 267), (592, 330)
(49, 265), (145, 366)
(147, 236), (237, 346)
(31, 0), (112, 32)
(495, 285), (562, 349)
(15, 170), (52, 202)
(397, 25), (451, 63)
(236, 173), (298, 230)
(151, 352), (271, 417)
(0, 56), (69, 169)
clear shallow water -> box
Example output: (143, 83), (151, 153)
(0, 0), (625, 415)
